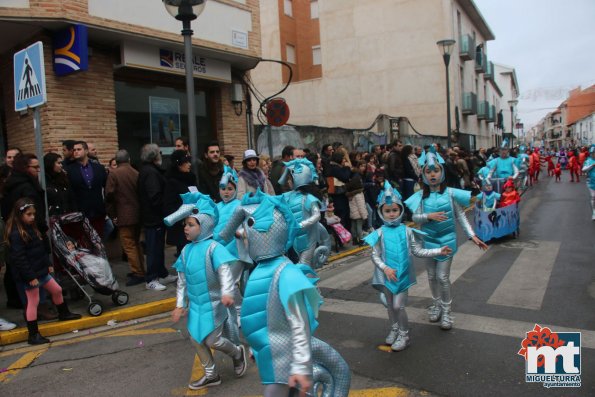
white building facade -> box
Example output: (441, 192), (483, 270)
(251, 0), (516, 150)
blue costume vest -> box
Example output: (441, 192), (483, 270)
(282, 191), (321, 253)
(515, 154), (529, 170)
(405, 188), (471, 261)
(174, 240), (237, 343)
(240, 256), (321, 384)
(476, 192), (501, 210)
(586, 158), (595, 190)
(214, 199), (241, 257)
(364, 225), (415, 294)
(493, 157), (516, 179)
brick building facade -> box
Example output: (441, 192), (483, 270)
(0, 0), (260, 163)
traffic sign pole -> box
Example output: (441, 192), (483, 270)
(33, 107), (50, 229)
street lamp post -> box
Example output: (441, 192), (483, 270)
(163, 0), (207, 173)
(437, 39), (456, 147)
(508, 99), (518, 147)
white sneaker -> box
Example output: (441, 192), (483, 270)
(0, 318), (17, 331)
(146, 280), (167, 291)
(159, 274), (178, 285)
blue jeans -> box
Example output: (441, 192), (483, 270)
(144, 226), (167, 282)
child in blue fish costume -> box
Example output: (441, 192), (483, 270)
(582, 145), (595, 221)
(166, 192), (247, 391)
(279, 158), (330, 268)
(405, 146), (488, 330)
(219, 192), (351, 397)
(364, 182), (451, 351)
(475, 179), (501, 212)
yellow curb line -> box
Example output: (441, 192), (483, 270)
(0, 247), (369, 347)
(0, 299), (177, 346)
(0, 318), (170, 358)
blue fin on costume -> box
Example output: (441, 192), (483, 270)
(363, 230), (380, 247)
(449, 187), (472, 207)
(296, 263), (320, 284)
(404, 191), (423, 213)
(278, 265), (322, 331)
(408, 226), (428, 237)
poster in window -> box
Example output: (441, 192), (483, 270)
(149, 96), (180, 153)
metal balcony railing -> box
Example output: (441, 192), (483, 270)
(459, 34), (475, 61)
(477, 100), (489, 120)
(462, 92), (477, 115)
(475, 48), (487, 73)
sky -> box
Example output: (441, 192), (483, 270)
(473, 0), (595, 128)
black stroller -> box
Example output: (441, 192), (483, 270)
(50, 212), (129, 316)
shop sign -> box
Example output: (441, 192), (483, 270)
(53, 24), (89, 76)
(121, 41), (231, 83)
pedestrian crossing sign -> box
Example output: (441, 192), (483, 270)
(14, 41), (47, 111)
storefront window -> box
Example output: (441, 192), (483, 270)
(114, 80), (213, 162)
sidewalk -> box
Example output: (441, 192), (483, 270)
(0, 237), (368, 346)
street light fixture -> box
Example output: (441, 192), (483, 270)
(437, 39), (456, 147)
(162, 0), (207, 173)
(508, 99), (518, 147)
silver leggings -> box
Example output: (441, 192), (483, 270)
(590, 188), (595, 213)
(190, 323), (239, 378)
(382, 288), (409, 331)
(424, 257), (453, 303)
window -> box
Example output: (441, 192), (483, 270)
(311, 0), (319, 19)
(312, 46), (321, 65)
(286, 44), (296, 64)
(284, 0), (293, 17)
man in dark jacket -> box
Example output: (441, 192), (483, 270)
(197, 141), (224, 202)
(138, 144), (176, 291)
(65, 141), (107, 237)
(105, 149), (146, 286)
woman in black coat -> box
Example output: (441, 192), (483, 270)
(163, 150), (198, 256)
(327, 151), (352, 231)
(44, 153), (77, 217)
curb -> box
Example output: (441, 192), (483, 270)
(0, 246), (367, 346)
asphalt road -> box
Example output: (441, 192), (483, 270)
(1, 174), (593, 397)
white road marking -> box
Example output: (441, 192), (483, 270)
(320, 297), (595, 349)
(487, 241), (560, 310)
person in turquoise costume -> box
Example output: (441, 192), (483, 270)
(166, 192), (248, 391)
(515, 145), (530, 187)
(364, 182), (451, 351)
(404, 146), (488, 330)
(219, 193), (351, 397)
(475, 179), (501, 212)
(581, 145), (595, 221)
(278, 158), (330, 268)
(487, 139), (519, 182)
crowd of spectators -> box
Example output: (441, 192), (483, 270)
(0, 136), (527, 331)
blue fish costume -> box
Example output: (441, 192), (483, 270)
(364, 182), (443, 351)
(488, 139), (520, 181)
(279, 158), (331, 268)
(404, 146), (480, 330)
(164, 192), (247, 390)
(220, 193), (351, 397)
(582, 146), (595, 220)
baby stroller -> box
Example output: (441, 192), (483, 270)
(50, 212), (129, 316)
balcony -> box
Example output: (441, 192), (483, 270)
(459, 34), (475, 61)
(484, 61), (494, 80)
(462, 92), (477, 115)
(488, 104), (496, 123)
(477, 100), (489, 120)
(475, 48), (487, 73)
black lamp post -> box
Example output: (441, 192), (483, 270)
(437, 39), (456, 147)
(508, 99), (518, 147)
(163, 0), (207, 173)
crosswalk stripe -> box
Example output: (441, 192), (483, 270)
(409, 240), (486, 298)
(320, 298), (595, 349)
(487, 241), (560, 310)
